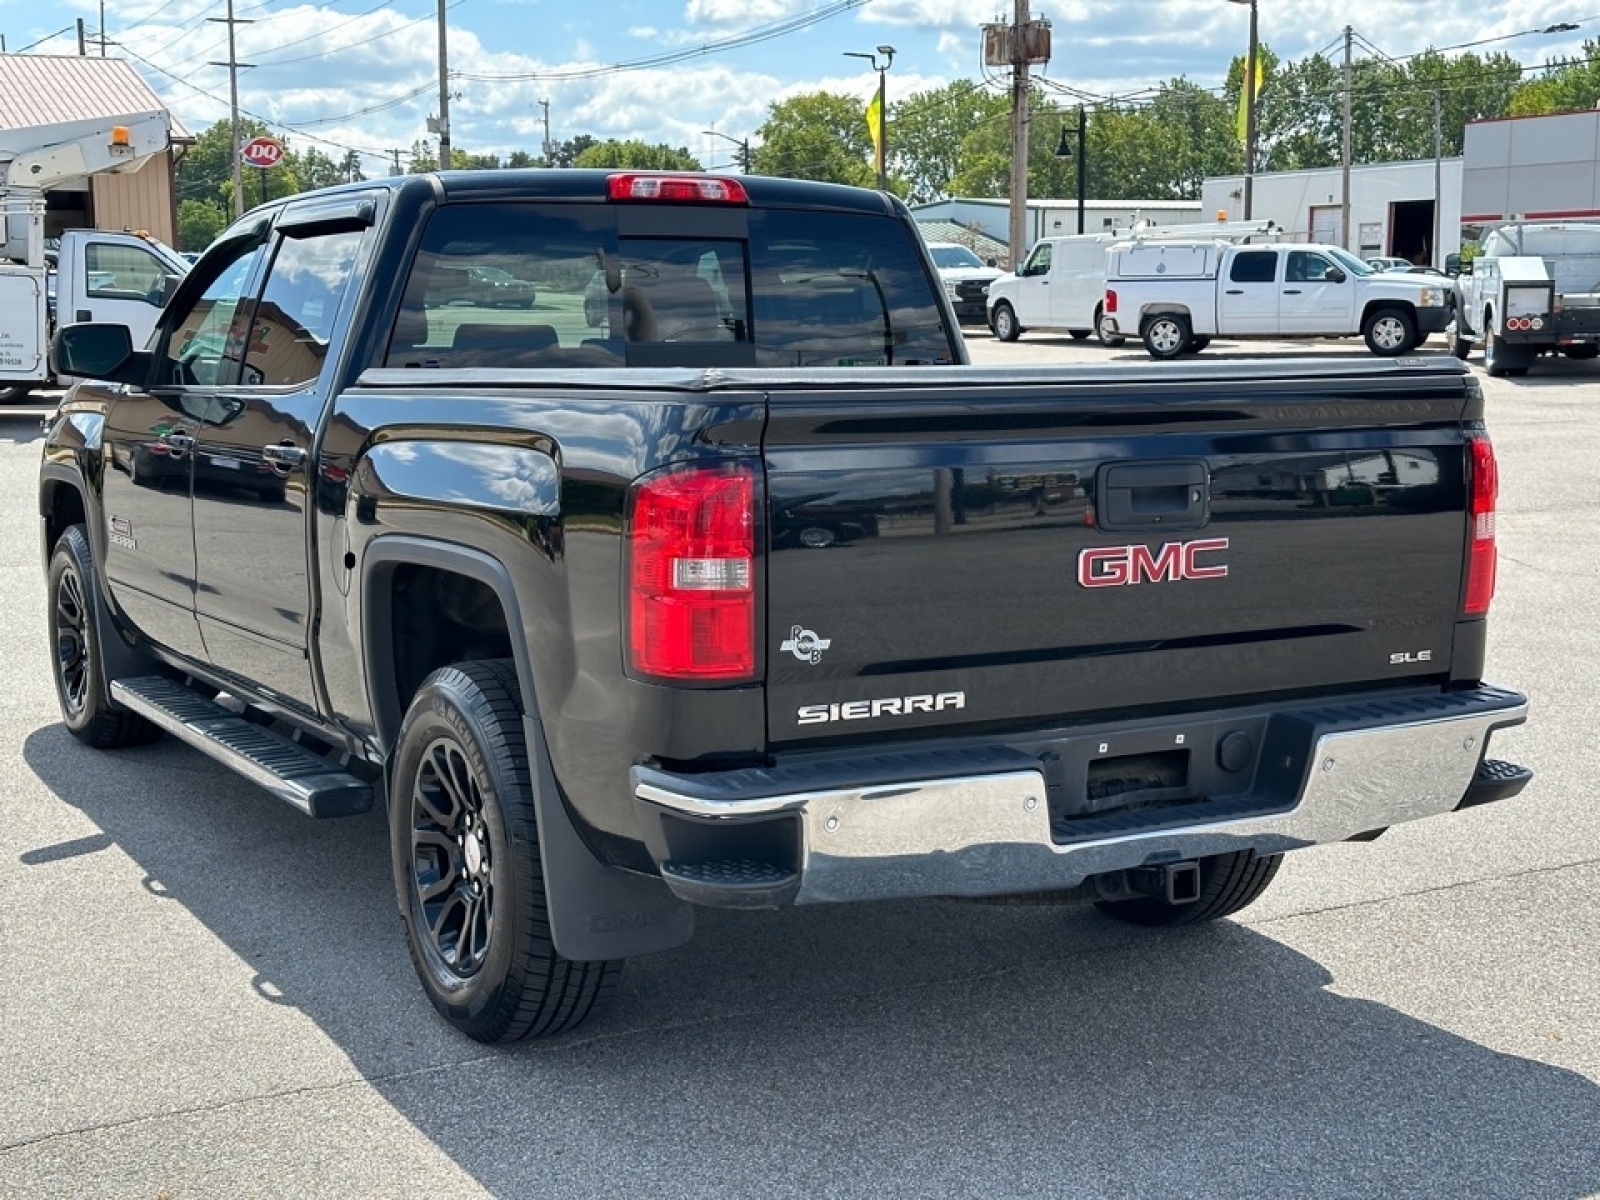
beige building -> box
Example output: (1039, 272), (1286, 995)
(0, 53), (188, 246)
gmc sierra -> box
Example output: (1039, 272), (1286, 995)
(42, 169), (1530, 1043)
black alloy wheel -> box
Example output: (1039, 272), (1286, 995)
(408, 733), (498, 978)
(391, 660), (621, 1042)
(47, 526), (159, 748)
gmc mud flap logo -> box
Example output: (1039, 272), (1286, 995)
(588, 906), (675, 934)
(1078, 537), (1229, 588)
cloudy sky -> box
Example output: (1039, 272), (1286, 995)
(11, 0), (1597, 175)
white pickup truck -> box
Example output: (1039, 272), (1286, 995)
(1103, 239), (1454, 359)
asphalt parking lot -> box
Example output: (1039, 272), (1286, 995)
(2, 335), (1597, 1198)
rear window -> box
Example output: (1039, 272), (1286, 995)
(384, 202), (957, 370)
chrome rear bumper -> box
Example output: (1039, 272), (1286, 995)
(632, 686), (1528, 907)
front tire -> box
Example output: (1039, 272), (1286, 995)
(1094, 850), (1282, 927)
(47, 526), (160, 748)
(1142, 313), (1191, 360)
(392, 660), (621, 1043)
(1362, 306), (1416, 355)
(991, 301), (1022, 342)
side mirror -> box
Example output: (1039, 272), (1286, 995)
(53, 323), (146, 385)
(985, 257), (998, 268)
(1326, 267), (1347, 283)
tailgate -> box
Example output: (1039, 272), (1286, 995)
(762, 361), (1478, 744)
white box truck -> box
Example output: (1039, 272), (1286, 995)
(0, 112), (189, 402)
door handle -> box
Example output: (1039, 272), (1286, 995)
(1225, 289), (1243, 295)
(162, 432), (194, 457)
(1283, 289), (1302, 294)
(261, 443), (306, 468)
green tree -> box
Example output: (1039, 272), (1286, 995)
(1509, 40), (1600, 115)
(176, 197), (227, 252)
(889, 81), (1009, 203)
(573, 139), (699, 170)
(748, 92), (878, 187)
(548, 135), (598, 168)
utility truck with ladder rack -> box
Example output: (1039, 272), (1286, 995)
(0, 112), (189, 402)
(1452, 222), (1600, 377)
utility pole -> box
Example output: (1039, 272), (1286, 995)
(435, 0), (451, 170)
(99, 0), (106, 54)
(208, 0), (254, 220)
(77, 18), (86, 55)
(1340, 24), (1353, 250)
(389, 148), (404, 176)
(1440, 88), (1452, 267)
(539, 98), (552, 163)
(1008, 0), (1031, 265)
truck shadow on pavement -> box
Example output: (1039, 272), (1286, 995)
(21, 723), (1600, 1198)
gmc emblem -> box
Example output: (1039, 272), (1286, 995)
(1078, 537), (1229, 588)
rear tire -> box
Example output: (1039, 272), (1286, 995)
(1484, 329), (1533, 378)
(0, 383), (35, 404)
(1142, 313), (1191, 360)
(1095, 303), (1125, 347)
(1563, 344), (1600, 360)
(1068, 328), (1091, 341)
(47, 526), (161, 749)
(392, 660), (622, 1043)
(991, 302), (1022, 342)
(1094, 850), (1282, 927)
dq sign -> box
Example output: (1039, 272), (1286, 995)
(241, 136), (285, 169)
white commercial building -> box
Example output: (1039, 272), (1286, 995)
(1461, 109), (1600, 230)
(1201, 158), (1464, 267)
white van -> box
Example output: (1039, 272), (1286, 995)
(985, 232), (1127, 345)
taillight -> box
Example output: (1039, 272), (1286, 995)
(607, 174), (749, 204)
(1105, 288), (1118, 314)
(1463, 434), (1497, 616)
(627, 462), (758, 682)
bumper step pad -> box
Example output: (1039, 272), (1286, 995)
(110, 675), (373, 818)
(1457, 757), (1534, 809)
(659, 858), (800, 909)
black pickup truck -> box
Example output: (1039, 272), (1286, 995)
(42, 169), (1531, 1043)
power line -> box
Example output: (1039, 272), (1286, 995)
(454, 0), (866, 82)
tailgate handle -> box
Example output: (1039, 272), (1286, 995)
(1097, 460), (1209, 531)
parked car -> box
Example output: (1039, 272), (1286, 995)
(430, 263), (537, 308)
(985, 231), (1128, 345)
(1369, 256), (1449, 278)
(46, 169), (1530, 1047)
(924, 240), (1004, 325)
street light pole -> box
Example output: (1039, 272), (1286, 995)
(1228, 0), (1259, 221)
(702, 129), (750, 172)
(846, 46), (895, 191)
(1054, 107), (1088, 234)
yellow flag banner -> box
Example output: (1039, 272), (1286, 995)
(1237, 57), (1265, 142)
(865, 91), (883, 161)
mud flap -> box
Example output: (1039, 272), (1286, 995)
(523, 715), (695, 961)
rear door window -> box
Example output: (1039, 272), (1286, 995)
(1230, 251), (1280, 284)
